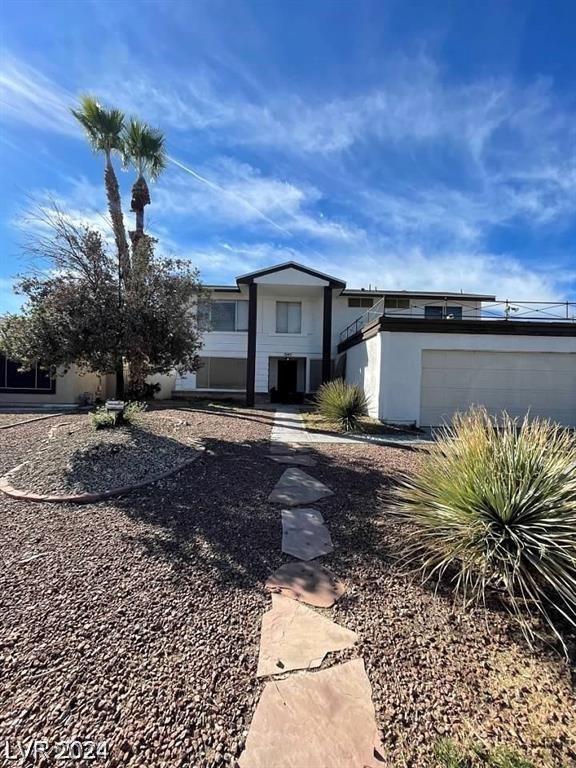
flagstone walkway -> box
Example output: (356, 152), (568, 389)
(239, 415), (384, 767)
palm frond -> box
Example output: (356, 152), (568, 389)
(122, 118), (167, 180)
(71, 95), (125, 154)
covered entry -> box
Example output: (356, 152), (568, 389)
(420, 350), (576, 426)
(269, 357), (306, 403)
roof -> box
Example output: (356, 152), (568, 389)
(235, 261), (346, 288)
(204, 262), (496, 301)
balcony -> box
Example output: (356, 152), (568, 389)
(339, 298), (576, 344)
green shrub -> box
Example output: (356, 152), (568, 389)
(434, 739), (535, 768)
(122, 400), (147, 423)
(314, 378), (368, 432)
(391, 408), (576, 653)
(89, 401), (146, 430)
(89, 406), (117, 430)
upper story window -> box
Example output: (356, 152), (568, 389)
(205, 299), (249, 331)
(424, 305), (463, 320)
(384, 297), (410, 309)
(348, 297), (374, 308)
(276, 301), (302, 334)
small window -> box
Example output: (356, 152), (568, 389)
(445, 306), (463, 320)
(348, 297), (374, 308)
(196, 357), (247, 390)
(207, 300), (249, 331)
(424, 305), (463, 319)
(276, 302), (302, 333)
(424, 305), (443, 319)
(384, 297), (410, 309)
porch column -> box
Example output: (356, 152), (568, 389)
(322, 286), (333, 383)
(246, 282), (258, 406)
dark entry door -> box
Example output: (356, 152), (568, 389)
(277, 358), (298, 398)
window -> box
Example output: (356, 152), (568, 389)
(424, 305), (463, 320)
(445, 306), (463, 320)
(348, 297), (374, 308)
(0, 354), (55, 393)
(205, 300), (249, 331)
(196, 357), (247, 390)
(276, 302), (302, 333)
(384, 297), (410, 309)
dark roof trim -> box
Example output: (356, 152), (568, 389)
(236, 261), (346, 289)
(205, 285), (242, 293)
(342, 289), (496, 301)
(338, 317), (576, 352)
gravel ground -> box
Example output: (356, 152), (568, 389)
(1, 407), (574, 768)
(4, 410), (213, 495)
(0, 411), (64, 428)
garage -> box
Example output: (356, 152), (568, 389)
(420, 350), (576, 427)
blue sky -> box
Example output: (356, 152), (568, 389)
(1, 0), (575, 312)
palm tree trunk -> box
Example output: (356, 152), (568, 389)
(130, 175), (150, 241)
(105, 153), (131, 281)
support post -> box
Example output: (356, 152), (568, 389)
(322, 286), (333, 384)
(246, 282), (258, 406)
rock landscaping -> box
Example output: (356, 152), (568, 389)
(0, 406), (574, 767)
(1, 411), (205, 497)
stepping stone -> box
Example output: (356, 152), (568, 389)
(265, 561), (345, 607)
(269, 443), (311, 455)
(268, 454), (317, 467)
(257, 594), (357, 677)
(281, 509), (334, 561)
(239, 659), (380, 768)
(268, 468), (333, 506)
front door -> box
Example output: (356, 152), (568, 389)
(277, 358), (298, 401)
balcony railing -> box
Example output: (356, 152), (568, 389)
(339, 299), (576, 343)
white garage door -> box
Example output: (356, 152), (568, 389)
(420, 350), (576, 427)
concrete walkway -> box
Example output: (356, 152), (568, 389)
(270, 405), (432, 446)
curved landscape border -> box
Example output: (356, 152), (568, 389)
(0, 449), (204, 504)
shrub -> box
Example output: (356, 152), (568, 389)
(391, 408), (576, 653)
(122, 400), (147, 423)
(314, 378), (368, 432)
(89, 406), (117, 430)
(125, 381), (161, 401)
(434, 739), (535, 768)
(89, 401), (146, 430)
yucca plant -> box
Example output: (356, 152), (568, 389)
(315, 378), (368, 432)
(390, 407), (576, 654)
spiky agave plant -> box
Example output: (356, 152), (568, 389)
(391, 407), (576, 654)
(315, 378), (368, 432)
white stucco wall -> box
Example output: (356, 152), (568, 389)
(378, 331), (576, 425)
(344, 334), (381, 418)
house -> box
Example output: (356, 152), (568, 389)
(2, 261), (575, 426)
(174, 261), (576, 427)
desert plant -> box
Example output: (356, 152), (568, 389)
(315, 378), (368, 432)
(434, 739), (535, 768)
(391, 408), (576, 654)
(89, 406), (117, 430)
(122, 400), (147, 423)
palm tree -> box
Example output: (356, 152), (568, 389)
(71, 96), (131, 280)
(122, 118), (166, 239)
(71, 95), (130, 398)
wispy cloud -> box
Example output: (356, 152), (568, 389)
(0, 55), (78, 137)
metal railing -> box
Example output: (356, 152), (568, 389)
(339, 299), (576, 343)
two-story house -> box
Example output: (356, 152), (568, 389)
(174, 261), (576, 427)
(175, 261), (490, 402)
